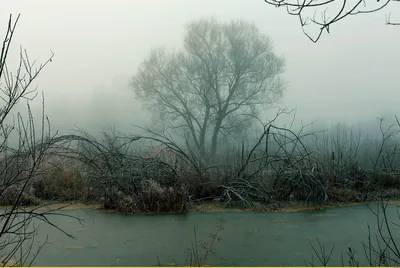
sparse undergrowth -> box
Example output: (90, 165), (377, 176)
(2, 107), (399, 215)
(2, 163), (400, 214)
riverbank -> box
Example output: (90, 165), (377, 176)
(6, 161), (400, 215)
(12, 199), (400, 214)
(185, 199), (400, 213)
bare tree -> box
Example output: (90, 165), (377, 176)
(0, 14), (81, 266)
(264, 0), (400, 42)
(130, 18), (285, 162)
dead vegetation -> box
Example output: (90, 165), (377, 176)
(0, 14), (82, 266)
(6, 109), (400, 215)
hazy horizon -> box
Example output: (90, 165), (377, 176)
(1, 0), (399, 137)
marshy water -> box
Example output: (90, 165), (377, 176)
(29, 203), (400, 266)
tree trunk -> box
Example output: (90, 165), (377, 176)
(210, 119), (223, 163)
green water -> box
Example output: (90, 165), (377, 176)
(29, 203), (400, 266)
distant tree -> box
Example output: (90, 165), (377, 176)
(130, 18), (285, 162)
(264, 0), (400, 42)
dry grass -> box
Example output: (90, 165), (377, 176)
(32, 168), (90, 201)
(103, 180), (187, 213)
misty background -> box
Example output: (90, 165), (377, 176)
(1, 0), (399, 137)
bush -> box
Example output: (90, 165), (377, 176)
(32, 168), (89, 201)
(103, 180), (187, 213)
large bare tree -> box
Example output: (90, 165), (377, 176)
(130, 18), (285, 162)
(264, 0), (400, 42)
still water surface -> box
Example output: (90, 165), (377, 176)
(30, 203), (400, 266)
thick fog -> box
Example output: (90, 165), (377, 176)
(1, 0), (399, 137)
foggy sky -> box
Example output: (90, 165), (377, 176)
(1, 0), (399, 136)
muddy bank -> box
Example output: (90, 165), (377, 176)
(5, 199), (400, 214)
(189, 200), (392, 213)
